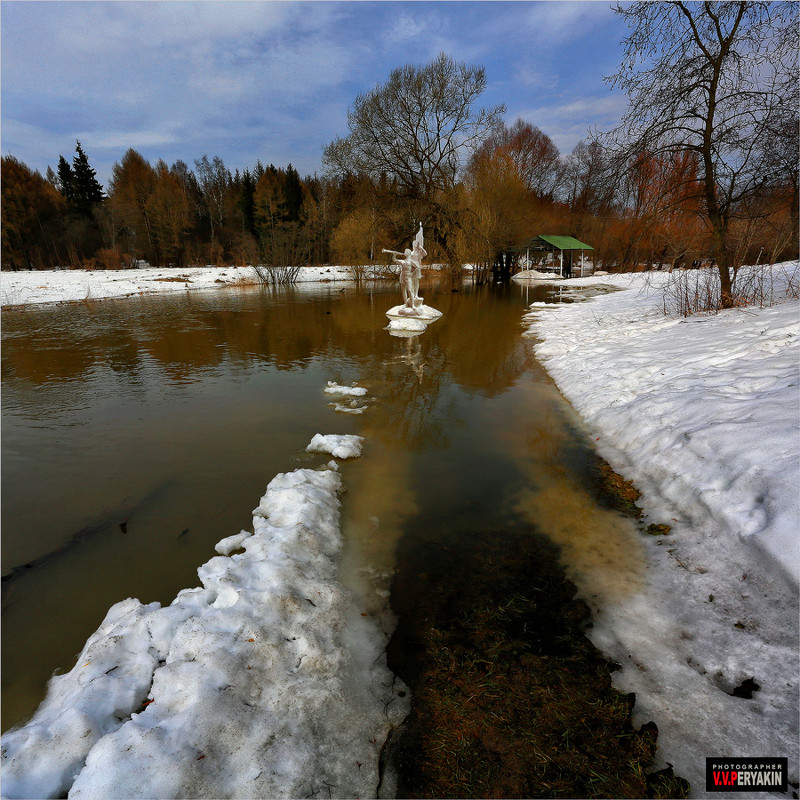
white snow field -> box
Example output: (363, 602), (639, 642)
(0, 265), (365, 307)
(521, 262), (799, 795)
(1, 462), (409, 799)
(0, 264), (455, 308)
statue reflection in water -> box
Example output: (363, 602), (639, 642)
(399, 334), (425, 383)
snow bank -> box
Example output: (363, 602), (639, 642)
(1, 466), (408, 799)
(306, 433), (365, 460)
(511, 268), (564, 281)
(0, 266), (366, 307)
(524, 265), (799, 587)
(523, 263), (799, 794)
(0, 266), (260, 306)
(0, 265), (446, 309)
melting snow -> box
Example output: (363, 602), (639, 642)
(522, 262), (799, 794)
(306, 433), (365, 459)
(3, 262), (798, 798)
(323, 382), (369, 397)
(1, 466), (408, 799)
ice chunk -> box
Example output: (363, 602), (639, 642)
(386, 317), (427, 333)
(331, 402), (367, 414)
(306, 433), (365, 459)
(323, 381), (367, 396)
(214, 531), (251, 555)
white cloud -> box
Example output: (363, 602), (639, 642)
(1, 119), (72, 170)
(523, 1), (613, 45)
(510, 93), (629, 154)
(522, 93), (628, 122)
(511, 66), (549, 89)
(392, 11), (428, 42)
(80, 130), (181, 152)
(1, 1), (631, 182)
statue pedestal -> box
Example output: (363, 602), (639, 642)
(386, 317), (428, 337)
(385, 303), (443, 337)
(385, 303), (443, 321)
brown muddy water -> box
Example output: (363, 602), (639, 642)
(1, 278), (645, 736)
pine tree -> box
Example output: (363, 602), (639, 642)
(71, 141), (104, 217)
(56, 155), (75, 204)
(284, 164), (304, 222)
(238, 168), (256, 235)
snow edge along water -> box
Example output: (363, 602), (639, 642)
(1, 432), (409, 799)
(519, 264), (799, 797)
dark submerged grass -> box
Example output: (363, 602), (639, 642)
(387, 507), (688, 798)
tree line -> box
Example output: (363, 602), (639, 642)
(2, 3), (797, 307)
(1, 145), (338, 271)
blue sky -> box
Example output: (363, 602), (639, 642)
(1, 1), (631, 189)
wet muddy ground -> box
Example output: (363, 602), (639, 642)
(386, 464), (690, 799)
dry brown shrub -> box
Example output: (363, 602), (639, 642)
(95, 248), (123, 270)
(660, 263), (784, 316)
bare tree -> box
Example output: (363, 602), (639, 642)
(757, 108), (799, 258)
(147, 163), (192, 266)
(108, 149), (157, 262)
(564, 140), (616, 218)
(461, 138), (539, 283)
(603, 1), (798, 306)
(474, 119), (564, 199)
(322, 53), (504, 260)
(195, 155), (231, 252)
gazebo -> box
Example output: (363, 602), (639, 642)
(517, 235), (594, 278)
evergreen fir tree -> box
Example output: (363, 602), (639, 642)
(71, 141), (104, 217)
(56, 155), (75, 204)
(238, 168), (256, 235)
(284, 164), (303, 222)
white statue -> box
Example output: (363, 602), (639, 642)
(383, 223), (442, 334)
(384, 224), (426, 315)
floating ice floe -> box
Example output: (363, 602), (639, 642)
(323, 381), (368, 397)
(384, 304), (443, 337)
(306, 433), (365, 460)
(330, 401), (367, 415)
(1, 466), (408, 799)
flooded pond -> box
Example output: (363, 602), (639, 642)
(1, 278), (644, 734)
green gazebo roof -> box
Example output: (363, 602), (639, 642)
(520, 235), (594, 251)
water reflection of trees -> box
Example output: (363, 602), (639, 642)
(435, 286), (528, 396)
(1, 284), (529, 405)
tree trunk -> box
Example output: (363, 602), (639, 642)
(710, 218), (735, 309)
